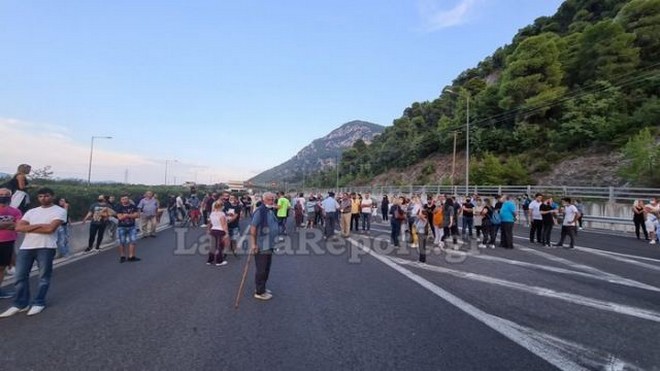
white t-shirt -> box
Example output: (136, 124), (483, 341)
(20, 205), (67, 250)
(562, 204), (579, 226)
(209, 211), (226, 231)
(361, 198), (373, 213)
(529, 200), (542, 220)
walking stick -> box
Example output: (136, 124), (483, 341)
(234, 250), (253, 309)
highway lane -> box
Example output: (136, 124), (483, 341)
(1, 219), (659, 370)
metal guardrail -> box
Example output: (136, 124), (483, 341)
(298, 185), (659, 203)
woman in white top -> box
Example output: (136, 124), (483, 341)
(207, 201), (229, 266)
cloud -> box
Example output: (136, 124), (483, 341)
(418, 0), (477, 31)
(0, 118), (253, 184)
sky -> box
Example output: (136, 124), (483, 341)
(0, 0), (564, 185)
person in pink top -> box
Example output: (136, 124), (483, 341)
(0, 188), (22, 299)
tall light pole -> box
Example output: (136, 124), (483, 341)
(443, 88), (470, 195)
(87, 136), (112, 186)
(165, 159), (178, 185)
(335, 154), (339, 194)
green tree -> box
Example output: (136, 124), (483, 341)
(499, 33), (566, 119)
(557, 80), (627, 148)
(471, 153), (505, 185)
(617, 0), (660, 68)
(620, 127), (660, 186)
(573, 20), (639, 85)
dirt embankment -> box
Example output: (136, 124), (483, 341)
(362, 151), (626, 187)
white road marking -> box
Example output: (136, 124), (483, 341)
(390, 257), (660, 323)
(469, 254), (660, 293)
(574, 246), (660, 264)
(347, 238), (634, 370)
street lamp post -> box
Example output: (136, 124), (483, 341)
(443, 88), (470, 195)
(87, 136), (112, 186)
(165, 159), (178, 185)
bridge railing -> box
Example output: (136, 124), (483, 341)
(301, 185), (658, 203)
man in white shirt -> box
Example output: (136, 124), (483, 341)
(528, 193), (543, 244)
(555, 197), (579, 249)
(360, 193), (374, 233)
(321, 192), (340, 239)
(0, 187), (67, 318)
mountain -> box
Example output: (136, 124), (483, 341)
(249, 120), (385, 186)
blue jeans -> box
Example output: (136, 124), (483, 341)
(168, 208), (177, 226)
(56, 225), (70, 257)
(361, 212), (371, 231)
(462, 217), (474, 237)
(13, 248), (56, 308)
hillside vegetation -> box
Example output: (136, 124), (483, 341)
(310, 0), (659, 188)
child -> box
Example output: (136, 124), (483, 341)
(415, 210), (429, 263)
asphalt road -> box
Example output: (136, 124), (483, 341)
(2, 218), (659, 370)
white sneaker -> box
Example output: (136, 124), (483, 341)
(200, 224), (207, 228)
(27, 305), (45, 316)
(478, 244), (486, 248)
(651, 240), (657, 245)
(254, 292), (273, 301)
(215, 261), (228, 266)
(0, 306), (29, 318)
(5, 267), (15, 276)
(488, 244), (496, 249)
(410, 244), (418, 248)
(455, 240), (465, 245)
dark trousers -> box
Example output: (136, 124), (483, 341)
(351, 213), (360, 231)
(500, 222), (514, 248)
(443, 225), (458, 243)
(324, 212), (336, 237)
(88, 223), (106, 249)
(492, 224), (501, 244)
(381, 208), (389, 221)
(541, 222), (554, 245)
(530, 219), (543, 242)
(557, 226), (576, 248)
(277, 216), (287, 235)
(418, 233), (427, 262)
(634, 218), (648, 239)
(391, 220), (401, 246)
(254, 249), (273, 295)
(209, 230), (226, 263)
(482, 223), (495, 245)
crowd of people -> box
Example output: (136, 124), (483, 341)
(1, 161), (659, 313)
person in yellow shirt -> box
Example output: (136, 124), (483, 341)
(350, 193), (361, 232)
(275, 192), (291, 237)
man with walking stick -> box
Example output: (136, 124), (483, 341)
(248, 192), (280, 301)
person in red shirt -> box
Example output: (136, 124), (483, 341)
(0, 188), (22, 298)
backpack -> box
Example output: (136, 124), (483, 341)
(433, 208), (444, 227)
(491, 209), (501, 225)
